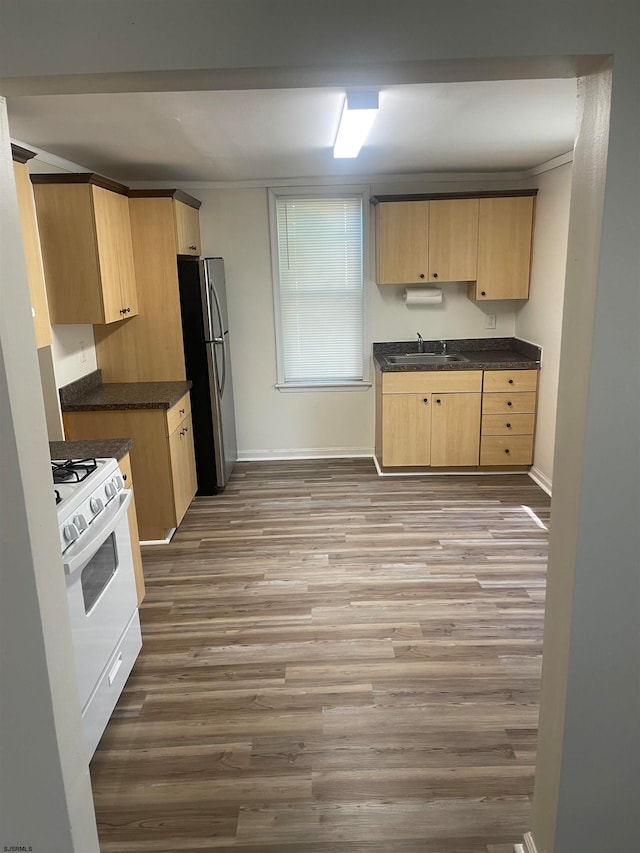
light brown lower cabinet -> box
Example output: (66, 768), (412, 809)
(376, 369), (483, 468)
(63, 392), (197, 541)
(430, 392), (481, 467)
(376, 367), (538, 471)
(117, 452), (146, 604)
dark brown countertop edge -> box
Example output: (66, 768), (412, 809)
(49, 438), (133, 462)
(59, 370), (193, 411)
(373, 337), (541, 372)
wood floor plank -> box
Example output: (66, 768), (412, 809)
(90, 459), (548, 851)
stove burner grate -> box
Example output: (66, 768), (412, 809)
(52, 458), (99, 485)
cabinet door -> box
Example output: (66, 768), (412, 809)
(428, 198), (479, 283)
(431, 393), (481, 466)
(474, 196), (534, 299)
(92, 186), (138, 321)
(173, 201), (201, 255)
(118, 453), (146, 604)
(376, 201), (429, 284)
(382, 393), (431, 466)
(169, 413), (197, 524)
(13, 161), (52, 348)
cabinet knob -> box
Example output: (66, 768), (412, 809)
(419, 273), (425, 279)
(432, 272), (438, 278)
(508, 379), (514, 384)
(506, 423), (512, 428)
(423, 398), (429, 404)
(436, 398), (441, 404)
(481, 290), (486, 296)
(179, 408), (185, 415)
(505, 448), (510, 454)
(189, 245), (198, 251)
(122, 473), (127, 481)
(507, 401), (513, 407)
(120, 308), (126, 314)
(126, 307), (131, 313)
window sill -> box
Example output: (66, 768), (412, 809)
(275, 381), (372, 393)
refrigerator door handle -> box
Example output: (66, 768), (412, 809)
(202, 277), (216, 341)
(216, 338), (227, 397)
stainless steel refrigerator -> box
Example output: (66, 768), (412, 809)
(178, 257), (237, 493)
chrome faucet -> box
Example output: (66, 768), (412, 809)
(416, 332), (424, 353)
(440, 339), (447, 355)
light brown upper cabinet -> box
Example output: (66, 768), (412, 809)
(376, 200), (430, 284)
(95, 190), (202, 382)
(32, 174), (138, 324)
(11, 145), (51, 348)
(376, 197), (479, 285)
(173, 199), (201, 255)
(468, 196), (535, 300)
(373, 192), (536, 299)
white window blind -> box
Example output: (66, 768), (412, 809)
(274, 195), (364, 385)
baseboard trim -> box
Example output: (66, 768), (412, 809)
(140, 528), (176, 546)
(374, 455), (534, 478)
(523, 832), (539, 853)
(514, 845), (525, 853)
(237, 448), (373, 461)
(529, 466), (552, 496)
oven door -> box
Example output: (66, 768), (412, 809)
(64, 490), (138, 710)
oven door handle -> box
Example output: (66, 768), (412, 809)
(63, 490), (132, 577)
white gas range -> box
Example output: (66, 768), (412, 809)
(53, 457), (142, 759)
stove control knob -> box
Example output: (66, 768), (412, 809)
(105, 482), (117, 500)
(114, 475), (124, 491)
(63, 523), (80, 543)
(90, 497), (104, 515)
(73, 514), (88, 532)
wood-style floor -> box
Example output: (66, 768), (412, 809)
(90, 459), (549, 852)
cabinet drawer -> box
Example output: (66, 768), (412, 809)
(382, 370), (482, 395)
(166, 392), (192, 435)
(482, 391), (537, 414)
(483, 370), (538, 393)
(481, 413), (535, 436)
(480, 435), (534, 466)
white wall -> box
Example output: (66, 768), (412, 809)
(198, 177), (523, 457)
(516, 161), (573, 491)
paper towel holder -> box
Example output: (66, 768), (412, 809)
(404, 286), (443, 306)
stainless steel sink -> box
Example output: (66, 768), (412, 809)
(385, 353), (469, 365)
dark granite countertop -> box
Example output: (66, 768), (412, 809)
(373, 337), (541, 372)
(59, 369), (192, 412)
(49, 438), (133, 462)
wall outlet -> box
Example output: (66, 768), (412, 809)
(485, 313), (497, 330)
(79, 341), (86, 363)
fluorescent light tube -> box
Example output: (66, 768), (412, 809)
(333, 91), (379, 159)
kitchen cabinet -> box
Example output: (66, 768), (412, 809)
(376, 367), (538, 471)
(63, 391), (197, 541)
(32, 174), (138, 324)
(376, 369), (482, 468)
(94, 190), (202, 382)
(173, 198), (202, 255)
(117, 452), (146, 604)
(373, 191), (535, 299)
(11, 145), (52, 348)
(469, 196), (535, 300)
(430, 391), (481, 467)
(480, 369), (538, 465)
(376, 197), (478, 285)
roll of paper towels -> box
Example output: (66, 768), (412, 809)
(403, 287), (443, 305)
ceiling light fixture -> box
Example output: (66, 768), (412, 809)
(333, 91), (379, 159)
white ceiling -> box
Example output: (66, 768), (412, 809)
(7, 78), (578, 183)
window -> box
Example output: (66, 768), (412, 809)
(270, 190), (368, 388)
